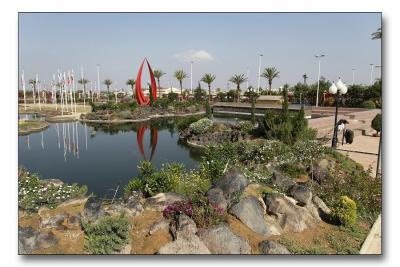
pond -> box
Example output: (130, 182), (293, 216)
(18, 119), (202, 198)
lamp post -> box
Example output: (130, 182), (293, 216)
(315, 54), (325, 107)
(352, 68), (356, 85)
(257, 54), (263, 93)
(329, 78), (348, 148)
(374, 65), (382, 83)
(369, 64), (374, 85)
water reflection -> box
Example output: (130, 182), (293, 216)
(137, 125), (158, 161)
(19, 119), (200, 197)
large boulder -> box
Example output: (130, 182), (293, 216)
(18, 227), (59, 254)
(39, 213), (68, 229)
(312, 158), (335, 184)
(269, 167), (296, 190)
(145, 192), (189, 211)
(207, 169), (249, 211)
(18, 227), (37, 254)
(264, 193), (317, 233)
(170, 214), (197, 240)
(258, 240), (290, 254)
(198, 224), (251, 254)
(157, 234), (211, 254)
(35, 231), (59, 249)
(82, 196), (103, 222)
(206, 187), (228, 211)
(229, 196), (273, 237)
(149, 218), (170, 236)
(312, 196), (331, 219)
(289, 185), (312, 206)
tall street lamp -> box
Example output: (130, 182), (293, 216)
(315, 54), (325, 107)
(369, 64), (374, 85)
(374, 65), (382, 82)
(257, 54), (263, 93)
(329, 78), (348, 148)
(352, 68), (356, 85)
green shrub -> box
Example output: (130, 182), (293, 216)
(371, 113), (382, 133)
(362, 100), (376, 109)
(176, 115), (204, 131)
(124, 162), (212, 199)
(114, 110), (132, 119)
(189, 118), (214, 134)
(237, 121), (254, 135)
(167, 92), (179, 102)
(82, 214), (130, 254)
(18, 168), (87, 212)
(200, 142), (238, 181)
(333, 196), (357, 227)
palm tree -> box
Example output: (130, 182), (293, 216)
(153, 70), (166, 97)
(371, 28), (382, 40)
(29, 79), (37, 103)
(261, 67), (280, 94)
(201, 73), (216, 101)
(29, 79), (37, 90)
(174, 70), (188, 98)
(302, 73), (309, 85)
(103, 79), (112, 100)
(78, 78), (89, 93)
(229, 74), (247, 102)
(126, 79), (136, 95)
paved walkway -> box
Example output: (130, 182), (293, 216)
(309, 109), (382, 254)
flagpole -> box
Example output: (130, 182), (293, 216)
(81, 67), (86, 109)
(21, 69), (27, 111)
(36, 74), (41, 110)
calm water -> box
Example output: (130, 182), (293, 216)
(18, 119), (201, 198)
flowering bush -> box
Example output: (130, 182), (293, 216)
(163, 201), (193, 219)
(18, 168), (87, 212)
(189, 118), (213, 134)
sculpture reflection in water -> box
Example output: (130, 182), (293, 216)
(136, 124), (158, 161)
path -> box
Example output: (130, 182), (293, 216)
(309, 109), (382, 254)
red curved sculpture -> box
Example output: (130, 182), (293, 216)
(135, 58), (157, 105)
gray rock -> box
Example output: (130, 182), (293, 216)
(158, 234), (211, 254)
(270, 168), (296, 190)
(170, 214), (197, 240)
(312, 196), (331, 219)
(35, 231), (58, 249)
(207, 187), (228, 211)
(229, 196), (273, 236)
(264, 193), (317, 233)
(259, 240), (290, 254)
(18, 227), (59, 254)
(18, 227), (36, 254)
(40, 214), (67, 229)
(206, 169), (249, 210)
(199, 224), (251, 254)
(215, 169), (249, 199)
(149, 218), (170, 235)
(43, 179), (64, 186)
(82, 196), (103, 222)
(290, 185), (312, 206)
(312, 158), (334, 184)
(145, 192), (189, 211)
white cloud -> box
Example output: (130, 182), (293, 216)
(173, 49), (214, 62)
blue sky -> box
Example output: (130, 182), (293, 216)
(19, 13), (381, 91)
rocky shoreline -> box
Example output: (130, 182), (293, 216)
(18, 166), (368, 255)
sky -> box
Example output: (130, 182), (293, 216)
(19, 13), (381, 91)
